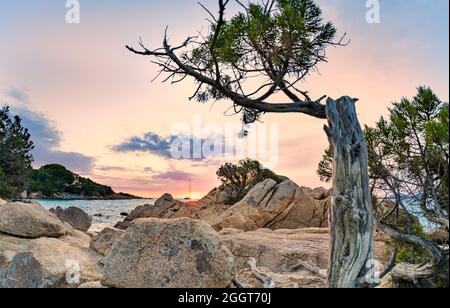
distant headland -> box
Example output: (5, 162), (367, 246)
(25, 164), (141, 200)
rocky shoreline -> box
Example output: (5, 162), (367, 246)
(25, 193), (142, 201)
(0, 181), (392, 289)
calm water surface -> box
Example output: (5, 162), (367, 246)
(38, 199), (155, 232)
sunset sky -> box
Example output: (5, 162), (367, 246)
(0, 0), (448, 198)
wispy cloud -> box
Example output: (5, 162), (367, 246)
(152, 170), (193, 182)
(8, 106), (95, 174)
(112, 132), (173, 157)
(112, 131), (227, 161)
(6, 88), (29, 104)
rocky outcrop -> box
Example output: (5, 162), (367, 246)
(114, 193), (197, 230)
(0, 201), (102, 288)
(267, 186), (330, 230)
(101, 218), (235, 288)
(90, 227), (123, 256)
(0, 202), (69, 238)
(115, 179), (330, 233)
(219, 228), (389, 288)
(195, 185), (239, 207)
(206, 179), (330, 232)
(0, 229), (102, 288)
(220, 228), (329, 287)
(50, 206), (93, 232)
(0, 199), (6, 206)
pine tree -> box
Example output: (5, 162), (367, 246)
(0, 106), (34, 199)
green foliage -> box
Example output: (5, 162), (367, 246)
(317, 87), (449, 271)
(0, 168), (17, 199)
(318, 87), (448, 213)
(316, 147), (333, 183)
(191, 0), (338, 105)
(377, 87), (449, 213)
(208, 0), (336, 66)
(390, 219), (430, 264)
(30, 164), (115, 199)
(0, 106), (34, 199)
(217, 159), (286, 204)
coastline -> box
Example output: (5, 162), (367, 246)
(23, 193), (144, 201)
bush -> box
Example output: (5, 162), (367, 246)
(217, 159), (286, 204)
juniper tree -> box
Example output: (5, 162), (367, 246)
(128, 0), (375, 288)
(318, 87), (449, 287)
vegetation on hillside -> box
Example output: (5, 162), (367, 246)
(29, 164), (116, 199)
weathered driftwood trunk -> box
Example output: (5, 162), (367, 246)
(324, 97), (375, 288)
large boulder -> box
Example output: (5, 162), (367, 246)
(0, 202), (69, 238)
(215, 179), (279, 231)
(0, 252), (43, 288)
(212, 180), (330, 231)
(101, 218), (235, 288)
(0, 199), (6, 206)
(114, 194), (191, 230)
(267, 186), (330, 230)
(90, 227), (123, 256)
(0, 230), (102, 288)
(50, 206), (93, 232)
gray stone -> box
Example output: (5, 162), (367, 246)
(0, 202), (69, 238)
(0, 252), (44, 288)
(50, 206), (93, 232)
(101, 218), (235, 288)
(90, 227), (123, 256)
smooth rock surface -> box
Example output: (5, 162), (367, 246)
(50, 206), (93, 232)
(219, 228), (389, 288)
(0, 202), (69, 238)
(210, 180), (330, 231)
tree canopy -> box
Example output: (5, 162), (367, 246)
(30, 164), (115, 199)
(0, 106), (34, 199)
(127, 0), (347, 133)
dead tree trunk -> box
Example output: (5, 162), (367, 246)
(324, 97), (375, 288)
